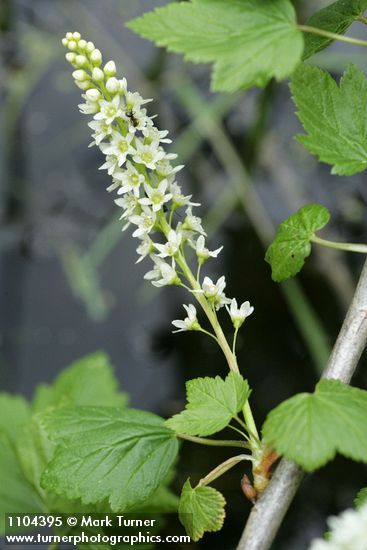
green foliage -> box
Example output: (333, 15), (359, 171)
(265, 204), (330, 282)
(0, 394), (31, 442)
(32, 351), (128, 411)
(355, 487), (367, 508)
(263, 379), (367, 471)
(41, 407), (179, 511)
(0, 353), (178, 545)
(0, 433), (44, 532)
(303, 0), (367, 60)
(178, 479), (226, 541)
(291, 64), (367, 176)
(166, 372), (250, 436)
(128, 0), (303, 92)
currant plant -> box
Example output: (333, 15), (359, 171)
(2, 1), (367, 549)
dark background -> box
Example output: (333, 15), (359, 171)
(1, 1), (367, 548)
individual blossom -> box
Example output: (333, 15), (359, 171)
(155, 229), (182, 258)
(88, 119), (113, 146)
(194, 276), (231, 310)
(94, 95), (123, 125)
(136, 236), (155, 264)
(139, 180), (172, 212)
(101, 130), (135, 168)
(132, 139), (165, 170)
(129, 207), (157, 238)
(227, 298), (254, 329)
(192, 235), (223, 264)
(182, 206), (206, 236)
(114, 193), (140, 221)
(170, 182), (200, 209)
(114, 161), (145, 197)
(172, 304), (200, 333)
(309, 503), (367, 550)
(144, 256), (180, 287)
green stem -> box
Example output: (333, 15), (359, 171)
(158, 212), (261, 448)
(232, 327), (239, 355)
(356, 15), (367, 26)
(177, 433), (250, 449)
(311, 235), (367, 254)
(298, 24), (367, 48)
(198, 327), (219, 343)
(197, 454), (253, 487)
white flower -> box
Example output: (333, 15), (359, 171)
(172, 304), (200, 333)
(144, 256), (180, 287)
(99, 154), (119, 175)
(133, 139), (165, 170)
(182, 207), (206, 236)
(136, 236), (154, 263)
(114, 162), (145, 197)
(142, 126), (171, 145)
(193, 235), (223, 263)
(94, 95), (123, 125)
(194, 276), (231, 310)
(129, 207), (157, 237)
(114, 193), (140, 220)
(227, 298), (254, 329)
(88, 119), (113, 146)
(170, 182), (200, 208)
(125, 91), (152, 111)
(78, 92), (100, 115)
(139, 180), (172, 212)
(309, 503), (367, 550)
(102, 130), (135, 167)
(156, 159), (184, 178)
(155, 229), (182, 258)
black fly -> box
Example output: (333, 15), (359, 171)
(126, 110), (139, 128)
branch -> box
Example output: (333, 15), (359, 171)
(237, 259), (367, 550)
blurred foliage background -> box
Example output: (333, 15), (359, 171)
(1, 0), (367, 548)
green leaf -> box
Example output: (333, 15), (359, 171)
(355, 487), (367, 508)
(0, 434), (44, 532)
(16, 418), (54, 500)
(303, 0), (367, 60)
(265, 204), (330, 282)
(291, 63), (367, 176)
(178, 479), (225, 541)
(263, 379), (367, 471)
(40, 407), (179, 511)
(33, 351), (128, 411)
(165, 372), (250, 436)
(0, 394), (31, 443)
(127, 0), (303, 92)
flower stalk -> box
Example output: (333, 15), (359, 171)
(62, 30), (261, 483)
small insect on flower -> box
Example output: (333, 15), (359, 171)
(126, 110), (139, 128)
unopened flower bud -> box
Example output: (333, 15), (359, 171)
(72, 31), (81, 41)
(104, 60), (116, 77)
(92, 67), (104, 82)
(72, 69), (88, 82)
(75, 80), (92, 91)
(65, 52), (76, 64)
(78, 39), (87, 50)
(85, 88), (101, 102)
(86, 41), (95, 54)
(90, 49), (102, 66)
(62, 37), (68, 47)
(106, 77), (120, 94)
(68, 40), (77, 51)
(66, 32), (73, 40)
(75, 55), (87, 68)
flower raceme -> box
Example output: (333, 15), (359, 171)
(62, 31), (253, 334)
